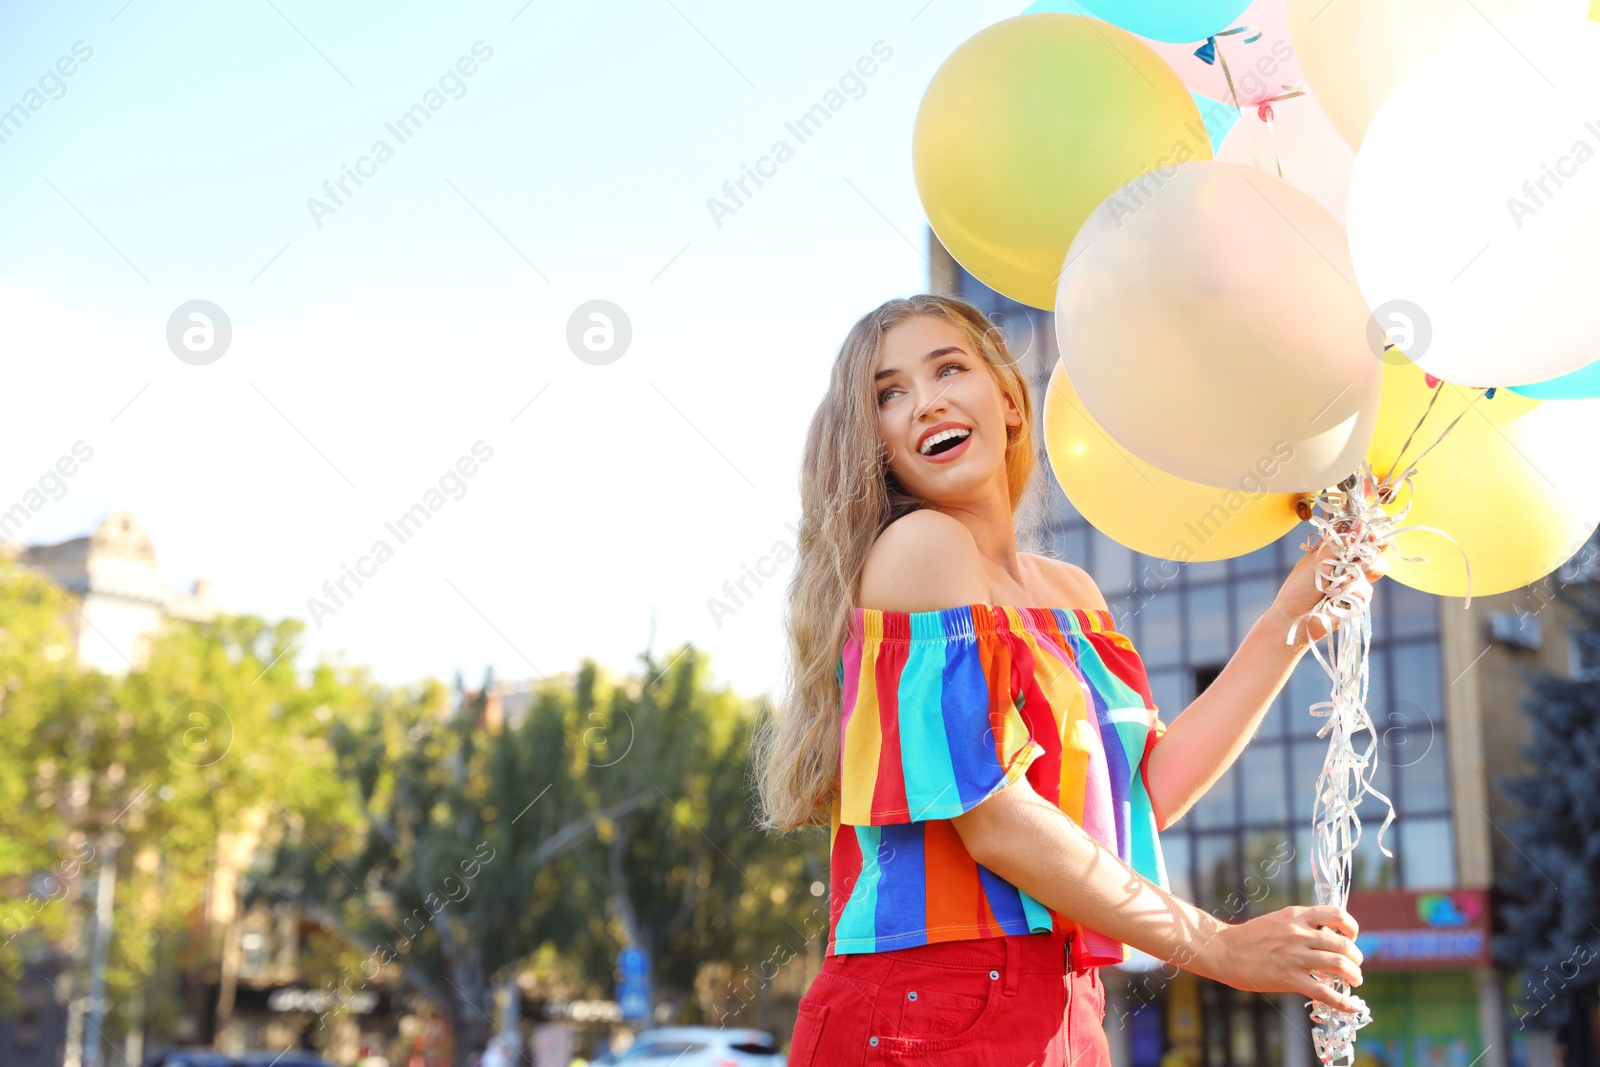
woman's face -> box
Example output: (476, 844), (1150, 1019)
(874, 314), (1022, 505)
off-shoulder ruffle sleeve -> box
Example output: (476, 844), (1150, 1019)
(837, 605), (1045, 826)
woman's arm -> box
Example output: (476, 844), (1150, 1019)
(1141, 539), (1388, 830)
(950, 773), (1367, 1012)
(1142, 599), (1309, 830)
(859, 518), (1368, 1008)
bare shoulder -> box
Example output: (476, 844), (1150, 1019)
(1025, 552), (1111, 614)
(858, 510), (990, 613)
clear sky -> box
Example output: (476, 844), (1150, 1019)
(0, 0), (1028, 700)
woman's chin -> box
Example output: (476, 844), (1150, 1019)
(903, 456), (1000, 500)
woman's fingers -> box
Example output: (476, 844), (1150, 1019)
(1327, 571), (1374, 600)
(1304, 978), (1366, 1017)
(1307, 950), (1363, 988)
(1303, 905), (1360, 940)
(1304, 927), (1363, 965)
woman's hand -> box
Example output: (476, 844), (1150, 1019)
(1274, 532), (1391, 644)
(1199, 904), (1366, 1014)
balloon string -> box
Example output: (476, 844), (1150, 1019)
(1210, 33), (1249, 141)
(1195, 25), (1302, 179)
(1393, 389), (1486, 476)
(1372, 461), (1476, 609)
(1379, 376), (1445, 485)
(1214, 46), (1292, 179)
(1255, 85), (1307, 178)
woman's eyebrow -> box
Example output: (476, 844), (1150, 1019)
(873, 345), (966, 381)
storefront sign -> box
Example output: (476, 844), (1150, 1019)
(1347, 889), (1491, 969)
(266, 987), (381, 1014)
(541, 999), (623, 1022)
(223, 982), (406, 1017)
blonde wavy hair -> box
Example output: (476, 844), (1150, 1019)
(750, 293), (1048, 834)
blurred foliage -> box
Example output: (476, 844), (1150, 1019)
(554, 646), (829, 1022)
(1, 557), (825, 1062)
(250, 645), (826, 1065)
(0, 556), (367, 1039)
(1495, 576), (1600, 1038)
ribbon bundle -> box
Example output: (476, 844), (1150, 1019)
(1291, 466), (1392, 1065)
(1289, 446), (1472, 1064)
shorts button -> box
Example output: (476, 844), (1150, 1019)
(907, 990), (918, 1000)
(989, 969), (1000, 980)
(869, 1036), (879, 1046)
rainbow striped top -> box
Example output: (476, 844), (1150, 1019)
(826, 603), (1169, 966)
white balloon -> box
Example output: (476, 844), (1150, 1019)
(1348, 16), (1600, 387)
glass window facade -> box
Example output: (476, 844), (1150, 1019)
(1045, 490), (1456, 905)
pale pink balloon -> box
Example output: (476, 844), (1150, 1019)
(1145, 0), (1303, 105)
(1216, 89), (1355, 226)
(1054, 161), (1382, 494)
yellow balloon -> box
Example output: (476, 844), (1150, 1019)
(914, 14), (1211, 312)
(1369, 360), (1600, 597)
(1287, 0), (1589, 150)
(1043, 359), (1302, 563)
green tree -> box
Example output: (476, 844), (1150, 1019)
(252, 642), (827, 1061)
(559, 644), (828, 1027)
(1495, 575), (1600, 1061)
(251, 666), (652, 1067)
(0, 550), (367, 1052)
(0, 557), (89, 998)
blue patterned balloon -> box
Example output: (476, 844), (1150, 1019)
(1023, 0), (1251, 43)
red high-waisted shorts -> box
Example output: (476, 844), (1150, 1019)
(787, 927), (1110, 1066)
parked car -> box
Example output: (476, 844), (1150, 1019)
(140, 1052), (234, 1067)
(612, 1026), (784, 1066)
(141, 1050), (335, 1067)
(232, 1054), (338, 1067)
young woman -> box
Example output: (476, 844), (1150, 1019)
(751, 294), (1389, 1065)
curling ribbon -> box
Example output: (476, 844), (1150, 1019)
(1287, 456), (1471, 1065)
(1195, 25), (1264, 64)
(1290, 465), (1386, 1066)
(1193, 25), (1304, 177)
(1256, 85), (1307, 128)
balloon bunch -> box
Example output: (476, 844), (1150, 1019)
(914, 2), (1600, 1060)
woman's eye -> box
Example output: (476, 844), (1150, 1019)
(878, 364), (962, 404)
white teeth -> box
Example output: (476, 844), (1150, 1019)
(918, 427), (971, 455)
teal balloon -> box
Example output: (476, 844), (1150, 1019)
(1023, 0), (1251, 43)
(1510, 357), (1600, 400)
(1191, 92), (1238, 152)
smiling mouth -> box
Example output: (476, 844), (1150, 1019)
(919, 427), (972, 456)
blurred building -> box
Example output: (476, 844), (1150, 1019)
(929, 234), (1595, 1067)
(4, 509), (216, 672)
